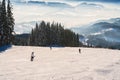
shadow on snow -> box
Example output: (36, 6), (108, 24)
(0, 45), (12, 53)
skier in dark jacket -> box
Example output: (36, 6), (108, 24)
(79, 48), (81, 54)
(31, 52), (35, 61)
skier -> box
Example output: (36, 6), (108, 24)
(31, 52), (35, 61)
(50, 46), (52, 50)
(79, 48), (81, 54)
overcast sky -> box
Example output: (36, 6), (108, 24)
(42, 0), (120, 3)
(11, 0), (120, 33)
(36, 0), (120, 1)
(10, 0), (120, 3)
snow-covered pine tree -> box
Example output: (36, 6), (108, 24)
(34, 23), (39, 46)
(0, 1), (2, 46)
(39, 21), (47, 46)
(57, 23), (64, 46)
(46, 22), (51, 45)
(50, 22), (58, 45)
(7, 0), (15, 44)
(29, 29), (34, 46)
(1, 0), (7, 46)
(0, 0), (14, 46)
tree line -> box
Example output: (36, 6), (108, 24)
(29, 21), (82, 47)
(0, 0), (14, 47)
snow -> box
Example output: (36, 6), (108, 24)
(0, 46), (120, 80)
(90, 28), (114, 35)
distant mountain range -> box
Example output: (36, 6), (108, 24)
(72, 18), (120, 49)
(14, 18), (120, 49)
(14, 21), (37, 34)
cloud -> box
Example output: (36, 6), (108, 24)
(11, 0), (120, 3)
(76, 2), (104, 9)
(12, 0), (120, 33)
(66, 0), (120, 3)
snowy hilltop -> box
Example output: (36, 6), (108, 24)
(0, 46), (120, 80)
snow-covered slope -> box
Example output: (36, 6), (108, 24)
(0, 46), (120, 80)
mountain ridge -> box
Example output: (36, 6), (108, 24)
(72, 18), (120, 49)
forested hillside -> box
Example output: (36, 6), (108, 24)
(29, 21), (82, 47)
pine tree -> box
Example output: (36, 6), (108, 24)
(0, 1), (2, 46)
(0, 0), (14, 46)
(57, 23), (64, 46)
(34, 23), (39, 46)
(51, 22), (58, 45)
(29, 29), (34, 46)
(46, 22), (51, 45)
(7, 0), (15, 44)
(1, 0), (7, 46)
(76, 34), (80, 46)
(39, 21), (47, 46)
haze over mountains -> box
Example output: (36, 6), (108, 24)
(72, 18), (120, 48)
